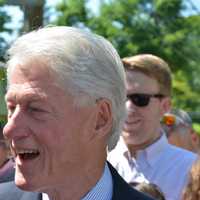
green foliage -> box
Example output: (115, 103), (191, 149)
(55, 0), (89, 27)
(172, 71), (200, 111)
(193, 123), (200, 135)
(51, 0), (200, 113)
(0, 0), (12, 124)
(88, 0), (198, 71)
(0, 66), (7, 125)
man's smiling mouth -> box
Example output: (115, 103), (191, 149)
(15, 149), (40, 161)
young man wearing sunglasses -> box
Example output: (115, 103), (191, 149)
(108, 54), (197, 200)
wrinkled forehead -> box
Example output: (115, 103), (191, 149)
(11, 83), (44, 103)
(6, 61), (63, 102)
(7, 57), (57, 85)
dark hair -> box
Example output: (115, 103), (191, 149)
(134, 182), (166, 200)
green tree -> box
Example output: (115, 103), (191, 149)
(88, 0), (200, 70)
(0, 65), (7, 124)
(0, 0), (12, 125)
(55, 0), (89, 27)
(53, 0), (200, 113)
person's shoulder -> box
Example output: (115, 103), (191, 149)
(0, 181), (41, 200)
(0, 181), (23, 200)
(168, 144), (198, 161)
(0, 167), (15, 183)
(0, 181), (18, 193)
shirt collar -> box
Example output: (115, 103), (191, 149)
(82, 163), (113, 200)
(118, 133), (169, 167)
(138, 133), (169, 167)
(42, 163), (113, 200)
(115, 136), (132, 162)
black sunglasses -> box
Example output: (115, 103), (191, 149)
(127, 93), (164, 107)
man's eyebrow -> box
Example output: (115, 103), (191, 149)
(5, 91), (47, 103)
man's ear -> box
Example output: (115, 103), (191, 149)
(191, 130), (199, 143)
(161, 97), (171, 115)
(95, 98), (113, 137)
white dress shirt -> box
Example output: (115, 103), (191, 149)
(108, 134), (197, 200)
(42, 163), (113, 200)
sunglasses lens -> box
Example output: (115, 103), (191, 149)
(128, 94), (150, 107)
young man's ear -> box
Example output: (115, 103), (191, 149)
(161, 97), (171, 115)
(95, 98), (113, 137)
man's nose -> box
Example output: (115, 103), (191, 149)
(3, 106), (29, 140)
(126, 99), (136, 113)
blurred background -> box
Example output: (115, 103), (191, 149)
(0, 0), (200, 127)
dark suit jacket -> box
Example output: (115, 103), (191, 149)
(0, 162), (154, 200)
(0, 166), (15, 184)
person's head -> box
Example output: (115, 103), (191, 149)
(162, 109), (198, 153)
(3, 26), (126, 195)
(0, 124), (10, 167)
(122, 54), (171, 151)
(134, 182), (166, 200)
(182, 158), (200, 200)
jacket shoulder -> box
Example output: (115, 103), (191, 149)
(107, 162), (154, 200)
(0, 167), (15, 183)
(0, 181), (41, 200)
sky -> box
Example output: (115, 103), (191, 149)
(2, 0), (200, 43)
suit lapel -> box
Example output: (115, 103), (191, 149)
(107, 161), (128, 200)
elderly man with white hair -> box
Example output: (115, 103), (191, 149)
(0, 26), (153, 200)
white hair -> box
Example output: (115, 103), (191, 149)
(6, 26), (126, 151)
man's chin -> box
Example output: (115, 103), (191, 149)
(15, 175), (36, 192)
(122, 129), (141, 140)
(122, 133), (149, 149)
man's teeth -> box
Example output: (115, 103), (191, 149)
(15, 149), (40, 160)
(17, 150), (39, 154)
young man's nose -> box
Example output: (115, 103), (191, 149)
(126, 100), (137, 113)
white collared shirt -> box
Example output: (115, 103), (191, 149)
(108, 136), (149, 184)
(42, 163), (113, 200)
(108, 134), (197, 200)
